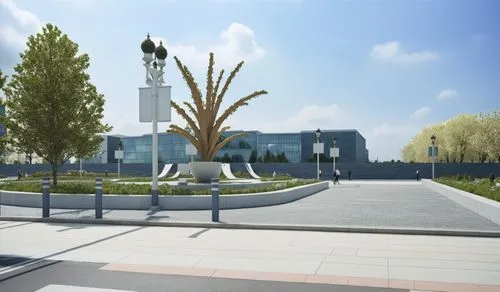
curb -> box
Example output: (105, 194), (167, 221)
(423, 179), (500, 225)
(2, 216), (500, 238)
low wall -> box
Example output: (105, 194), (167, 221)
(0, 181), (328, 210)
(1, 163), (498, 180)
(423, 180), (500, 225)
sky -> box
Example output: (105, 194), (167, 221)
(1, 0), (499, 161)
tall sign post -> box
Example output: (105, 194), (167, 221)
(330, 136), (339, 179)
(114, 149), (124, 178)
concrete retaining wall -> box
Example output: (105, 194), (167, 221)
(423, 180), (500, 225)
(0, 181), (328, 210)
(2, 162), (498, 180)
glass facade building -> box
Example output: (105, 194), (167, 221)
(257, 133), (302, 163)
(89, 129), (368, 164)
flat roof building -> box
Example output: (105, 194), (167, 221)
(87, 129), (369, 164)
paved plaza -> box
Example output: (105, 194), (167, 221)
(1, 221), (500, 291)
(1, 180), (500, 232)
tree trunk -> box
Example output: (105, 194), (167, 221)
(51, 165), (58, 190)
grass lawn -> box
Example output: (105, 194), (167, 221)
(0, 179), (319, 196)
(434, 176), (500, 203)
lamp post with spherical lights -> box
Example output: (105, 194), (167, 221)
(141, 34), (168, 209)
(314, 129), (322, 180)
(431, 135), (436, 179)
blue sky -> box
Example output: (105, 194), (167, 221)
(1, 0), (499, 161)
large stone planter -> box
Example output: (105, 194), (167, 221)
(190, 161), (222, 183)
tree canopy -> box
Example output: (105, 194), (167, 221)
(0, 69), (10, 162)
(1, 24), (111, 186)
(402, 111), (500, 163)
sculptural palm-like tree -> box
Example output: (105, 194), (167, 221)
(168, 53), (268, 161)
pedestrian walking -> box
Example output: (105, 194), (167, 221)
(348, 170), (351, 181)
(416, 170), (420, 181)
(16, 168), (22, 180)
(335, 169), (340, 184)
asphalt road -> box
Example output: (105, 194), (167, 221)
(0, 260), (407, 292)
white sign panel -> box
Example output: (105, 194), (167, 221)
(330, 147), (339, 158)
(313, 143), (324, 154)
(185, 144), (197, 155)
(427, 146), (439, 157)
(139, 85), (171, 122)
(114, 150), (124, 159)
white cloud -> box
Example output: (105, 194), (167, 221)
(154, 22), (265, 69)
(410, 106), (431, 118)
(437, 89), (458, 100)
(0, 0), (42, 32)
(226, 104), (357, 133)
(0, 0), (43, 67)
(366, 122), (420, 161)
(370, 41), (438, 64)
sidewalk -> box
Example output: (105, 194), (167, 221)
(1, 221), (500, 291)
(2, 181), (500, 236)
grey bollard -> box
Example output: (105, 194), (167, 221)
(42, 177), (50, 218)
(211, 178), (220, 222)
(95, 177), (103, 219)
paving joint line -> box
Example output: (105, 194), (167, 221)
(2, 216), (500, 238)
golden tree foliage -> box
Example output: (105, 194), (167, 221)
(167, 53), (268, 161)
(402, 111), (500, 163)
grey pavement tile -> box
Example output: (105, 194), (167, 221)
(2, 183), (500, 232)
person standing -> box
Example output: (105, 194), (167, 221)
(335, 169), (340, 184)
(416, 170), (420, 181)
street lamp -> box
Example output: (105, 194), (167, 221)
(115, 141), (124, 178)
(315, 128), (321, 180)
(332, 136), (337, 179)
(431, 135), (436, 179)
(141, 34), (167, 209)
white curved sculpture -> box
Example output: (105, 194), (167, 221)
(169, 171), (180, 179)
(245, 163), (260, 179)
(190, 161), (222, 183)
(158, 164), (173, 178)
(222, 163), (238, 179)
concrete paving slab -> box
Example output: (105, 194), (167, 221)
(3, 181), (500, 234)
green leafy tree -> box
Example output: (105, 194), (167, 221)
(278, 152), (289, 163)
(264, 149), (273, 162)
(0, 70), (6, 89)
(230, 154), (243, 162)
(401, 111), (500, 163)
(248, 150), (257, 163)
(2, 24), (111, 187)
(308, 153), (331, 162)
(0, 69), (11, 162)
(221, 153), (231, 163)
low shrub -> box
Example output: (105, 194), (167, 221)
(1, 179), (320, 196)
(435, 177), (500, 203)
